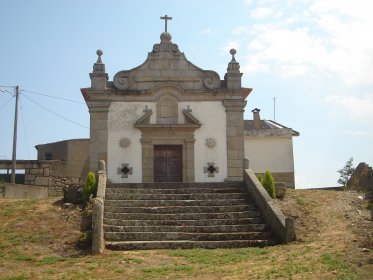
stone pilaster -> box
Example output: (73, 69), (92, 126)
(223, 99), (247, 181)
(88, 101), (110, 172)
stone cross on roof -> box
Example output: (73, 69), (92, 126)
(160, 15), (172, 32)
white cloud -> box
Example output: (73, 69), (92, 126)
(325, 93), (373, 119)
(243, 0), (253, 6)
(337, 130), (373, 137)
(233, 26), (249, 35)
(250, 7), (273, 19)
(236, 0), (373, 85)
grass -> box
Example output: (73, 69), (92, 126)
(0, 193), (370, 280)
(169, 247), (270, 265)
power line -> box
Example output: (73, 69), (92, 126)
(0, 95), (15, 112)
(22, 94), (89, 129)
(21, 89), (85, 104)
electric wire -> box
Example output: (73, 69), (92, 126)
(19, 97), (31, 160)
(22, 93), (89, 129)
(0, 95), (15, 112)
(21, 89), (85, 104)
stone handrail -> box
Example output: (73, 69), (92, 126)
(92, 160), (107, 254)
(243, 168), (296, 243)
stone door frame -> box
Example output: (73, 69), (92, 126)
(138, 127), (196, 182)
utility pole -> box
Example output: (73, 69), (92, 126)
(273, 97), (276, 122)
(11, 85), (19, 184)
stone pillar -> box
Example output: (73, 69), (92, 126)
(92, 197), (104, 254)
(141, 138), (153, 182)
(88, 102), (110, 172)
(224, 100), (247, 181)
(185, 137), (196, 183)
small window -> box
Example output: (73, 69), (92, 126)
(45, 152), (53, 160)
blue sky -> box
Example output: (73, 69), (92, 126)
(1, 0), (372, 188)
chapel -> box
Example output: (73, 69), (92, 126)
(80, 18), (298, 187)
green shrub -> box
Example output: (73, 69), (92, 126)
(261, 170), (275, 199)
(82, 171), (97, 202)
(257, 175), (263, 184)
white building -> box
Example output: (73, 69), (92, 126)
(81, 29), (299, 187)
(245, 109), (299, 188)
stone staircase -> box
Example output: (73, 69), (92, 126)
(103, 182), (277, 250)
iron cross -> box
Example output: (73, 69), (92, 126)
(160, 15), (172, 33)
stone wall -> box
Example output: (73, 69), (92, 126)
(254, 171), (295, 189)
(24, 160), (84, 196)
(48, 176), (84, 196)
(243, 168), (296, 243)
(24, 161), (52, 186)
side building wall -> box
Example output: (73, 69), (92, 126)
(244, 135), (296, 188)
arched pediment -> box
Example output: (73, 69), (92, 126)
(113, 38), (221, 91)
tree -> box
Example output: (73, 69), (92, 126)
(337, 157), (355, 188)
(261, 170), (276, 199)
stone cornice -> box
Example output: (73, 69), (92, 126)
(81, 87), (251, 103)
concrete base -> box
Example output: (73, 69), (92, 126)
(2, 183), (49, 199)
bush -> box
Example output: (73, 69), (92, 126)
(82, 171), (97, 203)
(261, 170), (276, 199)
(257, 175), (263, 184)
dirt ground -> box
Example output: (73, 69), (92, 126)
(0, 188), (372, 279)
(276, 189), (373, 267)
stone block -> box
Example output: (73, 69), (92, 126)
(228, 159), (242, 168)
(92, 120), (108, 130)
(227, 138), (243, 150)
(43, 168), (50, 177)
(25, 174), (35, 181)
(226, 126), (237, 137)
(227, 150), (238, 160)
(35, 176), (49, 186)
(30, 168), (43, 175)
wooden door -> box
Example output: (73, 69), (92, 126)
(154, 145), (182, 182)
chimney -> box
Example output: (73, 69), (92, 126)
(252, 108), (261, 129)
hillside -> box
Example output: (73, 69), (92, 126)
(0, 189), (372, 279)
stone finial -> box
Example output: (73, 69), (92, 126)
(96, 49), (103, 63)
(93, 49), (105, 72)
(230, 49), (237, 62)
(98, 160), (106, 173)
(225, 48), (242, 89)
(160, 32), (172, 43)
(90, 49), (109, 89)
(227, 49), (240, 72)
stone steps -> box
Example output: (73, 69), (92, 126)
(106, 187), (244, 194)
(104, 211), (262, 220)
(105, 198), (248, 207)
(104, 224), (267, 233)
(103, 183), (276, 250)
(105, 231), (272, 241)
(103, 217), (263, 226)
(104, 204), (256, 214)
(106, 240), (275, 250)
(105, 192), (249, 200)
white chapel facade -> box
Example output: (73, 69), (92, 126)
(82, 26), (250, 184)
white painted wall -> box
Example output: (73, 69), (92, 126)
(244, 136), (294, 173)
(108, 102), (156, 183)
(108, 101), (227, 183)
(179, 101), (227, 182)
